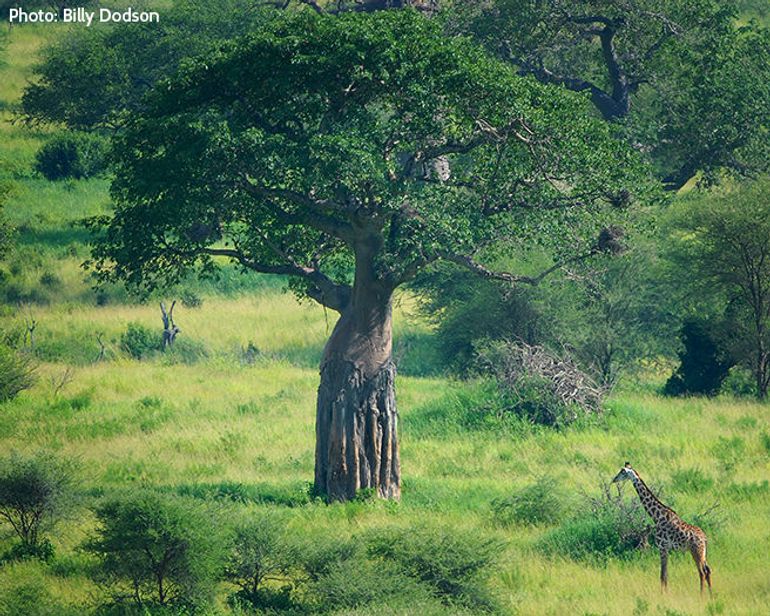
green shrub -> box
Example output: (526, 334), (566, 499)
(0, 452), (77, 559)
(34, 132), (108, 181)
(179, 290), (202, 308)
(0, 343), (36, 402)
(540, 485), (651, 561)
(366, 525), (501, 611)
(84, 491), (226, 610)
(410, 265), (543, 373)
(294, 532), (358, 583)
(225, 512), (298, 610)
(721, 366), (757, 397)
(38, 271), (62, 288)
(491, 476), (565, 526)
(307, 557), (430, 613)
(120, 322), (159, 360)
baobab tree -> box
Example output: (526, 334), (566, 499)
(86, 10), (648, 501)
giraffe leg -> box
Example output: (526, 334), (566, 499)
(703, 561), (713, 596)
(660, 550), (668, 591)
(690, 545), (711, 596)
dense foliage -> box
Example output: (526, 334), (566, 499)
(0, 344), (36, 402)
(85, 10), (646, 297)
(85, 491), (226, 609)
(666, 179), (770, 398)
(34, 132), (108, 181)
(449, 0), (770, 188)
(0, 453), (76, 559)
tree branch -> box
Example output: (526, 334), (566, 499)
(597, 25), (630, 117)
(513, 55), (626, 121)
(239, 177), (355, 240)
(203, 247), (351, 312)
(439, 247), (601, 286)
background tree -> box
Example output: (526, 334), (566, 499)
(86, 10), (649, 501)
(0, 452), (76, 560)
(666, 179), (770, 399)
(412, 245), (673, 387)
(23, 0), (769, 192)
(21, 0), (272, 130)
(449, 0), (770, 189)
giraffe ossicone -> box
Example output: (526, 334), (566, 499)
(611, 462), (712, 595)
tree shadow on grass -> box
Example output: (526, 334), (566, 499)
(165, 480), (313, 507)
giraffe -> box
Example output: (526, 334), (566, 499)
(611, 462), (712, 594)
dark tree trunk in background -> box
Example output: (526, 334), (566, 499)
(313, 240), (400, 501)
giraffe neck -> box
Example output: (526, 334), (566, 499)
(630, 473), (672, 524)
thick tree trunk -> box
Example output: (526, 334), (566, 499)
(315, 357), (399, 501)
(313, 253), (400, 502)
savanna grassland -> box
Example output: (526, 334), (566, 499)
(1, 18), (770, 616)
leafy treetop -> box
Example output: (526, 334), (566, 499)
(87, 10), (651, 309)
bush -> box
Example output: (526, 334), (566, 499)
(0, 343), (36, 402)
(0, 452), (77, 558)
(38, 271), (62, 288)
(721, 366), (757, 397)
(664, 318), (733, 397)
(84, 491), (226, 610)
(225, 512), (297, 609)
(411, 266), (543, 373)
(34, 132), (108, 181)
(294, 532), (358, 583)
(366, 524), (501, 611)
(179, 290), (202, 308)
(491, 476), (565, 526)
(476, 340), (604, 427)
(307, 557), (430, 613)
(120, 322), (159, 360)
(540, 483), (652, 561)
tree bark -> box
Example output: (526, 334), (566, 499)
(313, 240), (400, 502)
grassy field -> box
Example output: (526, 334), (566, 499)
(1, 16), (770, 616)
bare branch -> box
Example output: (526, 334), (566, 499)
(440, 247), (600, 286)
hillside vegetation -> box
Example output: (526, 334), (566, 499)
(1, 13), (769, 616)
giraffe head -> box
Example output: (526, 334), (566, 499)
(611, 462), (638, 483)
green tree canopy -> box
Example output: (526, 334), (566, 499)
(666, 178), (770, 398)
(91, 10), (648, 294)
(449, 0), (770, 189)
(21, 0), (271, 129)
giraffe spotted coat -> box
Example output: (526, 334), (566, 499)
(612, 463), (712, 594)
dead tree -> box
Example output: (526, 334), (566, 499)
(160, 301), (180, 350)
(95, 331), (106, 362)
(21, 307), (37, 352)
(49, 367), (74, 398)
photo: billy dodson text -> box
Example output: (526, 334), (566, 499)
(7, 6), (160, 25)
